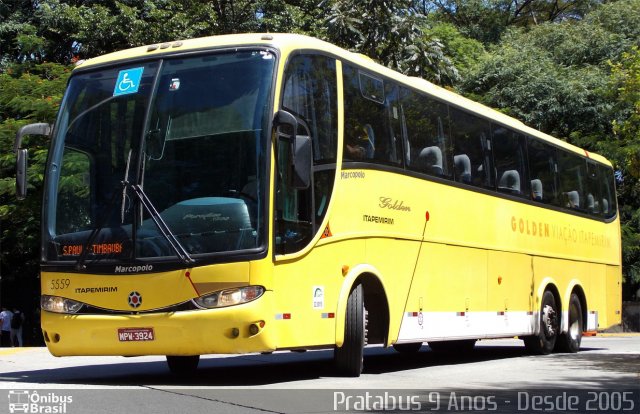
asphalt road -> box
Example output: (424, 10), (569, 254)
(1, 335), (638, 413)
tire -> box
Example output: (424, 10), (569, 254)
(334, 284), (367, 377)
(524, 290), (559, 355)
(393, 342), (423, 354)
(555, 293), (583, 353)
(166, 355), (200, 375)
(428, 339), (476, 354)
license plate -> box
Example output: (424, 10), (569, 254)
(117, 327), (155, 342)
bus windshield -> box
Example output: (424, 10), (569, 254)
(43, 50), (276, 267)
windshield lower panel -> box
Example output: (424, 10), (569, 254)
(44, 49), (276, 268)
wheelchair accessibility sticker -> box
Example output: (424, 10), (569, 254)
(113, 67), (144, 96)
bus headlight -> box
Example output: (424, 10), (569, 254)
(193, 286), (264, 309)
(41, 295), (85, 314)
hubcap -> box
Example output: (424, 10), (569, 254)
(542, 304), (557, 338)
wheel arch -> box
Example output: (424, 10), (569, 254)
(335, 265), (390, 347)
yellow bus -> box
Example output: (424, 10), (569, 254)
(15, 33), (621, 376)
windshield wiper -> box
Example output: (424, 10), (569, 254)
(127, 182), (194, 265)
(75, 181), (194, 270)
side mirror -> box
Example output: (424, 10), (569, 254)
(274, 111), (312, 189)
(14, 122), (52, 199)
(16, 149), (28, 200)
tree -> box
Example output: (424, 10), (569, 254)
(0, 62), (70, 312)
(256, 0), (329, 35)
(34, 0), (221, 62)
(1, 1), (335, 68)
(326, 0), (459, 84)
(0, 0), (42, 66)
(602, 47), (640, 296)
(422, 22), (486, 80)
(425, 0), (603, 44)
(464, 0), (640, 137)
(462, 0), (640, 296)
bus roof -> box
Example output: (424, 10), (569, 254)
(75, 33), (611, 166)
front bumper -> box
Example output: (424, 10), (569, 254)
(42, 292), (276, 356)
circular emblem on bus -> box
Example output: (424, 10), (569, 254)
(128, 291), (142, 308)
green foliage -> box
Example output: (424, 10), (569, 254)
(464, 38), (611, 140)
(609, 47), (640, 173)
(424, 22), (487, 80)
(255, 0), (328, 35)
(0, 62), (71, 285)
(326, 0), (459, 84)
(603, 47), (640, 288)
(463, 0), (640, 292)
(0, 1), (335, 68)
(429, 0), (602, 44)
(33, 0), (221, 60)
(464, 0), (640, 139)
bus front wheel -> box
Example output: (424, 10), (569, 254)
(166, 355), (200, 375)
(555, 293), (583, 353)
(524, 290), (559, 355)
(335, 283), (367, 377)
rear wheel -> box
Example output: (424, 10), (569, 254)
(334, 284), (367, 376)
(393, 342), (423, 353)
(524, 290), (559, 355)
(166, 355), (200, 375)
(555, 293), (583, 353)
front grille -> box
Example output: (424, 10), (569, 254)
(76, 300), (199, 315)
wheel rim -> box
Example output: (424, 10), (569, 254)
(542, 303), (558, 339)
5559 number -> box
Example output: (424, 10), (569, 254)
(50, 278), (70, 290)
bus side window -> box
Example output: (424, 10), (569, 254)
(492, 125), (528, 198)
(449, 107), (493, 189)
(557, 150), (587, 211)
(586, 161), (601, 214)
(599, 164), (617, 219)
(527, 138), (558, 205)
(384, 83), (404, 166)
(401, 87), (451, 178)
(342, 65), (399, 166)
